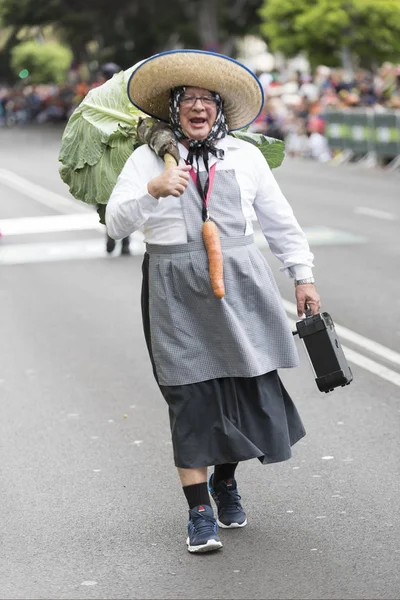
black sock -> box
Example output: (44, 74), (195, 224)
(183, 482), (211, 510)
(213, 463), (239, 487)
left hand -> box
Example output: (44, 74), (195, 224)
(295, 283), (321, 318)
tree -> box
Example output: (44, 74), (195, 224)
(0, 0), (264, 75)
(11, 40), (73, 83)
(259, 0), (400, 69)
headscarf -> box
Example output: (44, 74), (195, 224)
(169, 86), (229, 217)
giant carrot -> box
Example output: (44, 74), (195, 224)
(162, 154), (225, 299)
(202, 220), (225, 299)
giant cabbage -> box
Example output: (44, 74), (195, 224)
(59, 66), (143, 210)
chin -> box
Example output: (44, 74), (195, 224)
(189, 131), (209, 140)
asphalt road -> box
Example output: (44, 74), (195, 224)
(1, 126), (399, 600)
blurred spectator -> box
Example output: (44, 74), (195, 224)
(306, 116), (332, 163)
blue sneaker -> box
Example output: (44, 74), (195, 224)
(186, 504), (223, 553)
(209, 475), (247, 529)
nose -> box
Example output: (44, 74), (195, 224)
(192, 98), (205, 110)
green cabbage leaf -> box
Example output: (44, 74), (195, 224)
(59, 66), (143, 207)
(231, 130), (285, 169)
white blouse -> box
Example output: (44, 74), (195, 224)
(106, 135), (314, 280)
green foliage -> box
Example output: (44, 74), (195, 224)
(259, 0), (400, 68)
(10, 40), (72, 83)
(0, 0), (62, 26)
(1, 0), (264, 75)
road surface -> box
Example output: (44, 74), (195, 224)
(1, 126), (399, 600)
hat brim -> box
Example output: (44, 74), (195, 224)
(127, 49), (264, 131)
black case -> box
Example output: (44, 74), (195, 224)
(295, 311), (353, 393)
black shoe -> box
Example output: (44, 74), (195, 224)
(106, 236), (116, 254)
(120, 239), (131, 255)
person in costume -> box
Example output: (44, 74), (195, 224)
(106, 50), (321, 554)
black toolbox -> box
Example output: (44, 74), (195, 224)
(295, 311), (353, 393)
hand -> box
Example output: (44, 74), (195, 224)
(147, 164), (191, 199)
(295, 283), (321, 318)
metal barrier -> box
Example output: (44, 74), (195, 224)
(324, 109), (400, 166)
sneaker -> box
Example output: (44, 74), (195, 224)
(209, 475), (247, 529)
(186, 504), (223, 553)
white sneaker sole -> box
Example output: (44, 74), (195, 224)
(217, 518), (247, 529)
(186, 537), (223, 553)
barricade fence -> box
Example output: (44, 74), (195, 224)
(324, 109), (400, 163)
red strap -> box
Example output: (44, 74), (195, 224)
(189, 163), (217, 207)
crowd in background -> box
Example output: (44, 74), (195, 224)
(1, 62), (400, 164)
(252, 62), (400, 162)
(0, 76), (106, 128)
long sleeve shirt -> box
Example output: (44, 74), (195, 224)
(106, 135), (314, 279)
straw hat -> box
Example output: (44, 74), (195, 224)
(127, 49), (264, 131)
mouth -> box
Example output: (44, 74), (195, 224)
(189, 118), (207, 127)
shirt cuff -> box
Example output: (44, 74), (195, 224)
(289, 265), (314, 280)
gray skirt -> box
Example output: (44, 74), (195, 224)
(141, 251), (306, 468)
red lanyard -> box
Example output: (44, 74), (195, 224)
(189, 163), (217, 208)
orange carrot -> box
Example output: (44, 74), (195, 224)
(162, 154), (225, 299)
(202, 220), (225, 299)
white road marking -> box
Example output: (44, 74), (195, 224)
(288, 317), (400, 388)
(0, 168), (90, 214)
(0, 213), (103, 235)
(1, 212), (367, 247)
(0, 224), (364, 265)
(0, 236), (145, 264)
(338, 347), (400, 388)
(254, 226), (366, 247)
(284, 300), (400, 368)
(354, 206), (397, 221)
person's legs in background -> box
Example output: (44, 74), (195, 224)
(106, 233), (116, 254)
(105, 234), (130, 255)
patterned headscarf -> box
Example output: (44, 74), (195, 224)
(169, 86), (228, 214)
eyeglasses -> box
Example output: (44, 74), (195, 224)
(179, 95), (217, 108)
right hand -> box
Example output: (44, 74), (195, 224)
(147, 164), (191, 199)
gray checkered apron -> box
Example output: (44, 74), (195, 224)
(141, 167), (305, 467)
(145, 168), (299, 386)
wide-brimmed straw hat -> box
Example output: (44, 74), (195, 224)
(127, 49), (264, 131)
